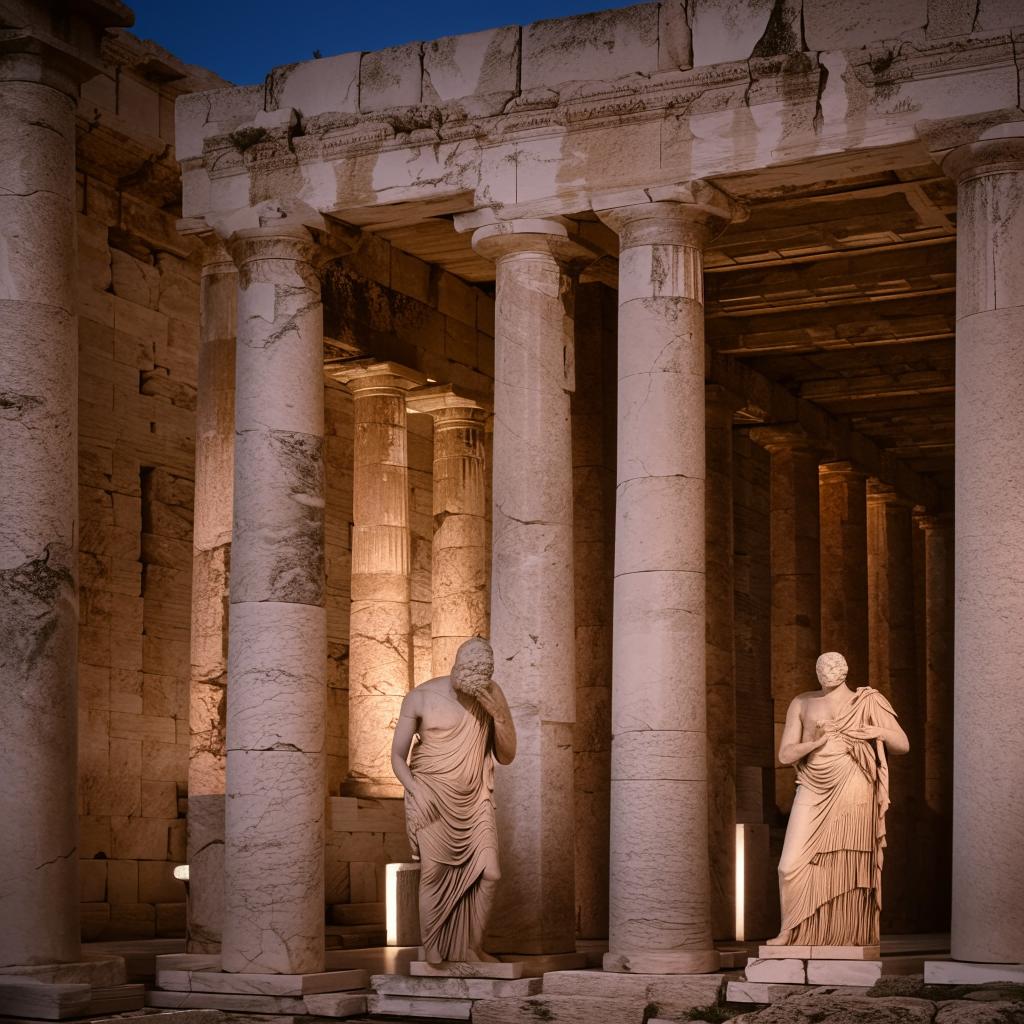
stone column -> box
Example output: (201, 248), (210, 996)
(336, 362), (423, 799)
(406, 385), (488, 677)
(818, 462), (869, 687)
(0, 33), (82, 970)
(185, 239), (236, 952)
(749, 428), (822, 815)
(705, 385), (737, 941)
(867, 480), (922, 934)
(471, 220), (582, 955)
(598, 189), (737, 975)
(917, 511), (954, 929)
(943, 126), (1024, 965)
(222, 216), (326, 975)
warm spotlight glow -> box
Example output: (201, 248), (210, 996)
(173, 864), (190, 882)
(385, 863), (399, 946)
(735, 824), (745, 942)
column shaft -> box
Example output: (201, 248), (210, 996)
(223, 225), (326, 975)
(338, 363), (422, 798)
(818, 462), (869, 686)
(0, 53), (80, 967)
(186, 240), (236, 952)
(705, 386), (737, 941)
(599, 199), (732, 975)
(944, 129), (1024, 963)
(472, 221), (578, 955)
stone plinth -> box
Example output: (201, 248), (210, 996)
(335, 362), (425, 799)
(818, 462), (869, 686)
(406, 385), (488, 677)
(943, 125), (1024, 966)
(597, 190), (739, 975)
(471, 220), (583, 955)
(221, 216), (327, 975)
(411, 961), (524, 979)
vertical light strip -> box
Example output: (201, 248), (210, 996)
(385, 863), (399, 946)
(735, 824), (746, 942)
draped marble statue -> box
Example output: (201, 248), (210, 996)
(768, 652), (910, 946)
(390, 637), (517, 963)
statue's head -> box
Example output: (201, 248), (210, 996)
(451, 637), (494, 698)
(816, 651), (849, 690)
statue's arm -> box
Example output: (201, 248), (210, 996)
(390, 692), (419, 791)
(477, 682), (517, 765)
(777, 697), (828, 766)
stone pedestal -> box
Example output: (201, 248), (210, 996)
(818, 462), (869, 687)
(0, 37), (83, 969)
(943, 125), (1024, 966)
(867, 480), (923, 933)
(471, 220), (583, 955)
(598, 188), (738, 975)
(749, 428), (822, 815)
(187, 239), (236, 953)
(336, 363), (424, 799)
(222, 217), (327, 975)
(406, 385), (488, 676)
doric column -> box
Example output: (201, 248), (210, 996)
(818, 462), (869, 687)
(749, 427), (822, 815)
(598, 187), (738, 975)
(943, 126), (1024, 964)
(471, 219), (583, 955)
(0, 22), (115, 967)
(222, 213), (327, 975)
(406, 385), (488, 678)
(335, 362), (423, 799)
(867, 480), (922, 933)
(916, 511), (954, 929)
(705, 385), (738, 941)
(186, 239), (236, 952)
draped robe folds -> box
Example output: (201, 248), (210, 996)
(776, 687), (895, 946)
(408, 696), (497, 962)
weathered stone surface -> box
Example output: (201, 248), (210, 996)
(372, 974), (541, 998)
(423, 28), (519, 104)
(543, 969), (724, 1007)
(474, 994), (649, 1024)
(730, 994), (936, 1023)
(746, 958), (806, 983)
(267, 53), (360, 119)
(368, 992), (472, 1019)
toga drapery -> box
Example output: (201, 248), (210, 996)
(775, 686), (894, 946)
(408, 695), (497, 962)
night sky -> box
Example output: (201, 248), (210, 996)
(129, 0), (638, 85)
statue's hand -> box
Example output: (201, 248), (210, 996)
(405, 778), (432, 835)
(848, 725), (885, 742)
(473, 681), (502, 719)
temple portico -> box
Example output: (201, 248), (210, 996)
(3, 0), (1024, 1018)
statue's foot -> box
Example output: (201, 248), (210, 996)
(465, 948), (499, 963)
(764, 934), (788, 946)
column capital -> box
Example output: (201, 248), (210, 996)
(913, 509), (953, 532)
(332, 360), (426, 397)
(199, 235), (235, 278)
(406, 383), (490, 426)
(470, 217), (599, 268)
(867, 479), (916, 507)
(705, 383), (744, 419)
(819, 459), (867, 481)
(940, 122), (1024, 184)
(595, 180), (744, 249)
(748, 423), (827, 457)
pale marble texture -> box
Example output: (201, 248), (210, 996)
(406, 386), (489, 677)
(222, 221), (326, 974)
(336, 363), (423, 798)
(471, 221), (579, 956)
(943, 126), (1024, 966)
(0, 53), (80, 968)
(597, 196), (734, 975)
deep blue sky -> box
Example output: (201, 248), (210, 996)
(130, 0), (635, 86)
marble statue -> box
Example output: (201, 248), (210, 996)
(768, 651), (910, 946)
(390, 637), (516, 963)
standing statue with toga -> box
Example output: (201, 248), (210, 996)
(390, 637), (516, 963)
(768, 651), (910, 946)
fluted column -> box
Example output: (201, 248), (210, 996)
(705, 385), (738, 941)
(471, 220), (581, 955)
(749, 427), (822, 815)
(943, 126), (1024, 964)
(867, 480), (922, 933)
(222, 216), (326, 975)
(598, 188), (738, 975)
(0, 35), (82, 970)
(186, 239), (237, 952)
(336, 362), (423, 798)
(818, 462), (869, 687)
(406, 385), (488, 676)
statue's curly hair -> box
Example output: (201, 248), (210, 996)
(451, 636), (494, 697)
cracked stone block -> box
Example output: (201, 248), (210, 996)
(803, 0), (928, 50)
(360, 43), (422, 112)
(174, 85), (264, 162)
(266, 53), (360, 119)
(422, 26), (519, 103)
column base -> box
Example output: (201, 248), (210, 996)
(341, 778), (405, 799)
(603, 948), (720, 974)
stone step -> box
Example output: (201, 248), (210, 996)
(1, 1009), (221, 1024)
(410, 961), (523, 980)
(541, 968), (725, 1010)
(372, 973), (542, 1000)
(155, 967), (368, 996)
(301, 992), (370, 1018)
(147, 989), (307, 1014)
(367, 993), (472, 1020)
(329, 903), (385, 927)
(473, 994), (653, 1024)
(86, 985), (146, 1015)
(0, 978), (91, 1020)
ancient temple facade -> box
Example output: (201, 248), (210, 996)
(2, 0), (1023, 1016)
